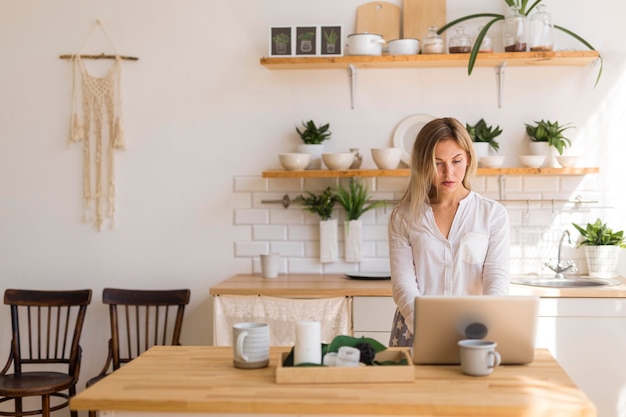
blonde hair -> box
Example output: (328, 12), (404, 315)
(391, 117), (477, 224)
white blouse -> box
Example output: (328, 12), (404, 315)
(388, 191), (510, 330)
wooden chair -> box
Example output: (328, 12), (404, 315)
(0, 288), (92, 417)
(86, 288), (190, 417)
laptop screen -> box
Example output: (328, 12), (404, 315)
(412, 295), (539, 365)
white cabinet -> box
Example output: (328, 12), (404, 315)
(352, 296), (397, 345)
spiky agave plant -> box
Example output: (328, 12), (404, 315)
(437, 0), (602, 86)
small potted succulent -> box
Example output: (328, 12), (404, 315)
(466, 118), (503, 167)
(296, 120), (332, 169)
(572, 218), (625, 278)
(525, 119), (574, 167)
(295, 187), (338, 263)
(335, 178), (386, 262)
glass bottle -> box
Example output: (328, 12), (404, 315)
(421, 26), (445, 54)
(473, 26), (493, 53)
(448, 26), (471, 54)
(529, 4), (554, 51)
(502, 6), (528, 52)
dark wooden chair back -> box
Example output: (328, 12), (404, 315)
(0, 288), (92, 417)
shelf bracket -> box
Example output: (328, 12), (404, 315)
(348, 64), (357, 109)
(495, 61), (506, 108)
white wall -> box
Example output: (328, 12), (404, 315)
(1, 0), (625, 410)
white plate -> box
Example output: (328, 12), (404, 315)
(392, 113), (435, 166)
(344, 272), (391, 280)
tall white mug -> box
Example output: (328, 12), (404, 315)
(232, 322), (270, 369)
(260, 253), (279, 278)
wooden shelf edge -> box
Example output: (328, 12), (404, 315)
(260, 50), (600, 70)
(262, 167), (599, 178)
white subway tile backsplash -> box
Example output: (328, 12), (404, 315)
(233, 174), (604, 276)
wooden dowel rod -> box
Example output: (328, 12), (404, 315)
(59, 53), (138, 61)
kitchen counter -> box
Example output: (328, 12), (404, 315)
(70, 345), (595, 417)
(210, 273), (626, 298)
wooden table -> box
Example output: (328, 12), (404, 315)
(70, 346), (596, 417)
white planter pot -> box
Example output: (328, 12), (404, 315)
(528, 141), (560, 167)
(319, 219), (338, 263)
(584, 246), (621, 278)
(472, 142), (490, 166)
(344, 219), (363, 263)
(297, 144), (324, 169)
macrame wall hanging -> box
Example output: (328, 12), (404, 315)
(60, 20), (138, 231)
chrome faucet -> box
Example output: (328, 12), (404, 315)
(545, 230), (578, 278)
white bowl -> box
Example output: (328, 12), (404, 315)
(555, 155), (582, 168)
(371, 147), (403, 170)
(278, 153), (311, 171)
(387, 38), (420, 55)
(519, 155), (546, 168)
(480, 155), (505, 168)
(322, 152), (355, 170)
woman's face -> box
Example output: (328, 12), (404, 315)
(433, 138), (469, 196)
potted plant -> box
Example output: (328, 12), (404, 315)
(295, 187), (338, 263)
(572, 218), (625, 278)
(296, 120), (332, 169)
(466, 118), (502, 161)
(297, 31), (315, 53)
(436, 0), (602, 86)
(322, 28), (339, 53)
(272, 33), (291, 55)
(525, 119), (574, 167)
(335, 178), (387, 262)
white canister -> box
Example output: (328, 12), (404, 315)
(346, 33), (385, 56)
(387, 38), (420, 55)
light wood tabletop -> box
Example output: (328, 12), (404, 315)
(70, 345), (596, 417)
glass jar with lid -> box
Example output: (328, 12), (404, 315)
(502, 5), (528, 52)
(448, 26), (471, 53)
(473, 26), (493, 53)
(529, 4), (554, 51)
(422, 26), (445, 54)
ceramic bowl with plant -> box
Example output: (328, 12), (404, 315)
(572, 218), (625, 278)
(296, 120), (332, 169)
(525, 119), (575, 156)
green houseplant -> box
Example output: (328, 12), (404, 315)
(295, 187), (338, 263)
(525, 119), (574, 155)
(296, 120), (332, 170)
(437, 0), (602, 86)
(466, 118), (502, 152)
(572, 218), (625, 278)
(335, 179), (387, 263)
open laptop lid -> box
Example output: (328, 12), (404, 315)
(412, 295), (539, 365)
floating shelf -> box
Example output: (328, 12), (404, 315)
(260, 50), (600, 70)
(262, 167), (599, 179)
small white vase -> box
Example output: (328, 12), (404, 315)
(319, 219), (338, 263)
(584, 246), (621, 278)
(344, 219), (363, 263)
(297, 144), (324, 169)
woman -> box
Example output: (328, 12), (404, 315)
(388, 117), (510, 347)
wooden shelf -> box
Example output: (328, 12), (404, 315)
(260, 50), (600, 70)
(262, 167), (599, 178)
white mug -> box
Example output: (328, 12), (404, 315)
(232, 322), (270, 369)
(457, 339), (501, 376)
(260, 253), (279, 278)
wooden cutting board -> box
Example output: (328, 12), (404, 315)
(403, 0), (447, 41)
(355, 2), (401, 42)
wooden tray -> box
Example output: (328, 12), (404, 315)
(276, 348), (413, 384)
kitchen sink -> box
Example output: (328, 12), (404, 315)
(511, 276), (621, 288)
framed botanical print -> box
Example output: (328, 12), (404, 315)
(320, 25), (342, 56)
(269, 27), (293, 56)
(295, 26), (317, 56)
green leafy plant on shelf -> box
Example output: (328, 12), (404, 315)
(335, 178), (386, 221)
(525, 119), (574, 155)
(296, 120), (332, 145)
(437, 0), (602, 86)
(572, 218), (626, 247)
(466, 118), (502, 152)
(294, 187), (336, 221)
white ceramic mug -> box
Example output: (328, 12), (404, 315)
(233, 322), (270, 369)
(260, 253), (279, 278)
(457, 339), (501, 376)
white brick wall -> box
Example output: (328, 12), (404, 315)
(234, 174), (606, 276)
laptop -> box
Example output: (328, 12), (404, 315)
(412, 295), (539, 365)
